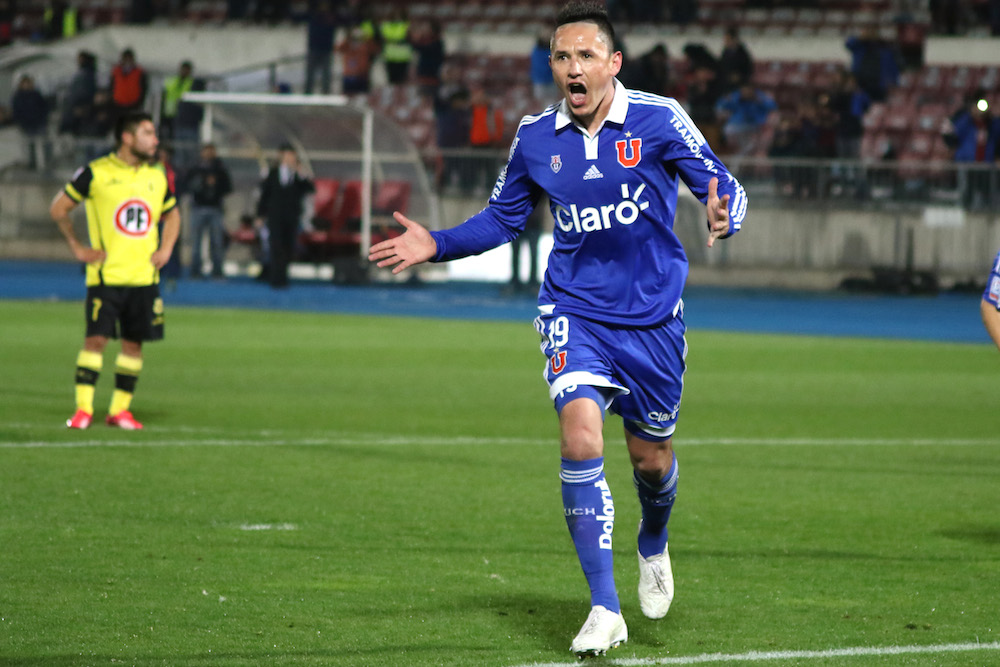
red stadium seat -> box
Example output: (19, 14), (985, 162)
(336, 180), (363, 229)
(862, 102), (886, 131)
(312, 178), (340, 224)
(907, 131), (936, 158)
(374, 180), (412, 216)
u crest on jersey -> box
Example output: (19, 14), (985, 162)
(551, 350), (568, 374)
(616, 137), (642, 168)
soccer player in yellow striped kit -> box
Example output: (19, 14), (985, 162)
(51, 111), (180, 430)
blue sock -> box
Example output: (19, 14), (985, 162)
(561, 457), (620, 613)
(634, 453), (678, 559)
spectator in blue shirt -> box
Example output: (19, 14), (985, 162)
(305, 0), (339, 94)
(715, 83), (776, 156)
(845, 27), (899, 103)
(943, 91), (1000, 208)
(530, 27), (557, 102)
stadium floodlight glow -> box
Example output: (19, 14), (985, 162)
(977, 98), (989, 113)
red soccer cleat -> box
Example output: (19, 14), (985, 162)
(66, 409), (93, 429)
(106, 410), (143, 430)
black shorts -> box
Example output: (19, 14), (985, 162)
(84, 284), (165, 342)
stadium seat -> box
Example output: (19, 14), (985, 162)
(862, 102), (886, 131)
(407, 121), (434, 149)
(882, 105), (916, 138)
(753, 61), (784, 89)
(915, 66), (947, 97)
(907, 131), (936, 158)
(313, 178), (340, 224)
(298, 178), (340, 256)
(336, 180), (363, 231)
(916, 104), (949, 133)
(373, 180), (412, 217)
(978, 66), (999, 91)
(408, 2), (434, 19)
(861, 131), (893, 160)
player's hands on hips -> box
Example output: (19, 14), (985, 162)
(706, 176), (731, 248)
(72, 242), (106, 265)
(150, 248), (171, 269)
(368, 211), (436, 274)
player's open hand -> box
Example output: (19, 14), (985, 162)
(706, 176), (731, 248)
(368, 211), (437, 274)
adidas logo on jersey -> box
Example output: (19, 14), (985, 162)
(583, 164), (603, 180)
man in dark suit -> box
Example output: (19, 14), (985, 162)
(256, 143), (315, 288)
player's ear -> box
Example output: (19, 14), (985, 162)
(610, 51), (623, 76)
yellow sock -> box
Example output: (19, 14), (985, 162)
(109, 353), (142, 416)
(74, 350), (103, 414)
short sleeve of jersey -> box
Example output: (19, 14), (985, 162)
(162, 178), (177, 213)
(65, 166), (94, 202)
(984, 250), (1000, 309)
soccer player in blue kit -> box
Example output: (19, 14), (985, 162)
(369, 1), (747, 657)
(982, 250), (1000, 351)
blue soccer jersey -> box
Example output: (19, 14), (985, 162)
(429, 80), (747, 327)
(985, 250), (1000, 309)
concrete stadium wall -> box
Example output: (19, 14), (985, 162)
(5, 185), (997, 289)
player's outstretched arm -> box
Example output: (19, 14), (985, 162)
(368, 211), (437, 274)
(982, 299), (1000, 352)
(705, 176), (731, 248)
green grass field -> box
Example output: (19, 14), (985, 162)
(1, 300), (998, 667)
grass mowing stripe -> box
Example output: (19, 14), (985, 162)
(517, 640), (1000, 666)
(3, 435), (999, 449)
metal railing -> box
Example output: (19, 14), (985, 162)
(423, 149), (1000, 213)
(4, 146), (998, 287)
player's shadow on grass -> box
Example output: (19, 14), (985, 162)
(937, 525), (1000, 545)
(471, 591), (681, 654)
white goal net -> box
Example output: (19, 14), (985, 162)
(182, 91), (440, 269)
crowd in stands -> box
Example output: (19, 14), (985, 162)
(1, 0), (998, 204)
(0, 0), (996, 289)
(2, 0), (1000, 43)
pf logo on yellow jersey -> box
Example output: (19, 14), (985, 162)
(114, 199), (153, 237)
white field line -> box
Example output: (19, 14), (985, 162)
(514, 640), (1000, 667)
(1, 428), (999, 450)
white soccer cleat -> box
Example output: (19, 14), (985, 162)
(638, 544), (674, 619)
(570, 605), (628, 658)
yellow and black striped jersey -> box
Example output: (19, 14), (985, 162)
(65, 152), (177, 287)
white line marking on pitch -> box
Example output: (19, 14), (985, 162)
(1, 435), (999, 449)
(239, 523), (297, 531)
(512, 640), (1000, 667)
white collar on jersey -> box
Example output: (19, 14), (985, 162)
(555, 77), (629, 134)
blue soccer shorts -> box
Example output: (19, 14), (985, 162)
(534, 304), (688, 440)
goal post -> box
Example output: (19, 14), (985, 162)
(181, 91), (438, 270)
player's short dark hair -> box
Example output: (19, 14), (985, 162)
(554, 1), (617, 53)
(114, 111), (154, 146)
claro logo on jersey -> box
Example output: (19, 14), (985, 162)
(554, 183), (650, 234)
(113, 199), (154, 237)
(648, 402), (680, 424)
